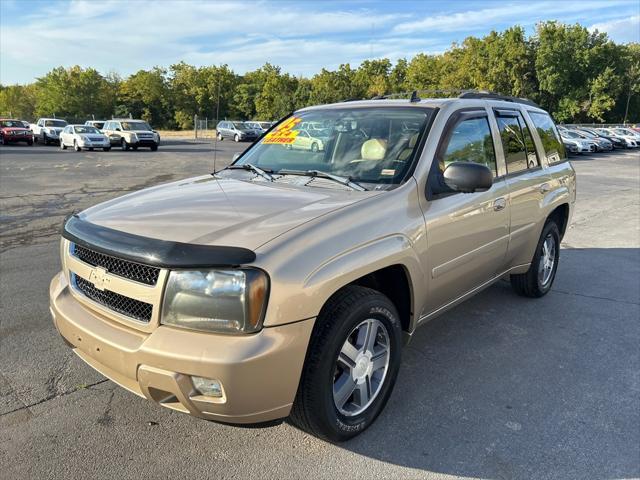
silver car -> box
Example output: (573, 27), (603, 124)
(216, 121), (260, 142)
(60, 124), (111, 152)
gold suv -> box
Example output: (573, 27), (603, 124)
(50, 92), (576, 441)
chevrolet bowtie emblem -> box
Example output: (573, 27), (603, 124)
(89, 266), (109, 291)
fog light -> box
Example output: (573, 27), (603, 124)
(192, 376), (223, 398)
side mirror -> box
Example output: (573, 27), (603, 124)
(442, 162), (493, 193)
(115, 127), (121, 132)
(232, 152), (241, 162)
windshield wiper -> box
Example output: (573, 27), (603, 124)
(277, 169), (367, 191)
(226, 163), (275, 182)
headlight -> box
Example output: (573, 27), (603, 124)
(161, 269), (268, 334)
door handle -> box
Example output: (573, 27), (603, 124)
(493, 197), (506, 211)
(540, 182), (551, 194)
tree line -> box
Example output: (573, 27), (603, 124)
(1, 21), (638, 128)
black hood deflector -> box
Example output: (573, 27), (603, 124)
(62, 215), (256, 268)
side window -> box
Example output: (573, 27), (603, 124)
(520, 115), (539, 168)
(439, 115), (497, 176)
(104, 122), (111, 130)
(495, 111), (539, 174)
(528, 111), (567, 164)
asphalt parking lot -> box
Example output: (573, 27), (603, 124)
(1, 143), (638, 479)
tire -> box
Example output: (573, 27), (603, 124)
(289, 285), (402, 442)
(60, 140), (67, 150)
(27, 140), (33, 146)
(311, 142), (319, 152)
(217, 132), (223, 141)
(234, 134), (240, 142)
(42, 132), (48, 145)
(74, 140), (81, 152)
(0, 136), (4, 145)
(121, 138), (129, 151)
(103, 147), (111, 152)
(510, 221), (560, 298)
(132, 146), (138, 151)
(150, 144), (158, 151)
(88, 148), (94, 151)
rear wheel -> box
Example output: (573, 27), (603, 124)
(290, 285), (402, 442)
(510, 221), (560, 297)
(234, 134), (240, 142)
(103, 147), (111, 152)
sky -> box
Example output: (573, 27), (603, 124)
(1, 0), (639, 85)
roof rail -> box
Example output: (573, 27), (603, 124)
(457, 91), (540, 108)
(371, 89), (540, 108)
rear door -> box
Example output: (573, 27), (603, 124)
(492, 108), (552, 268)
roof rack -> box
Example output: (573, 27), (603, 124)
(371, 89), (540, 108)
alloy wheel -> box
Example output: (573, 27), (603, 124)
(538, 234), (556, 287)
(333, 318), (390, 417)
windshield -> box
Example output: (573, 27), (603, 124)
(234, 107), (433, 186)
(579, 130), (596, 138)
(90, 122), (105, 129)
(259, 122), (271, 129)
(1, 120), (26, 128)
(233, 122), (248, 130)
(45, 120), (67, 127)
(121, 121), (152, 131)
(563, 131), (580, 139)
(75, 126), (99, 134)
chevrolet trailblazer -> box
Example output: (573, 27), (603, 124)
(50, 91), (576, 441)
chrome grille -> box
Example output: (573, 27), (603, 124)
(74, 274), (153, 322)
(72, 244), (160, 286)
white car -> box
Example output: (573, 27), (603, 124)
(60, 124), (111, 152)
(597, 128), (638, 148)
(31, 118), (68, 145)
(560, 131), (595, 152)
(245, 121), (272, 133)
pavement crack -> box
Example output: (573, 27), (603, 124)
(552, 288), (640, 306)
(96, 389), (115, 426)
(0, 379), (109, 418)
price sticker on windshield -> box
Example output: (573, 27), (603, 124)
(262, 117), (302, 144)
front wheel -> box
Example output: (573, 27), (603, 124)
(311, 142), (319, 152)
(42, 132), (48, 145)
(74, 140), (81, 152)
(150, 144), (158, 151)
(289, 285), (402, 442)
(60, 140), (67, 150)
(217, 132), (223, 141)
(103, 147), (111, 152)
(234, 134), (240, 142)
(121, 138), (129, 151)
(510, 221), (560, 297)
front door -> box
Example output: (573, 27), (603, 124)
(421, 109), (510, 315)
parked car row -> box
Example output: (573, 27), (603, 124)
(0, 117), (160, 151)
(558, 125), (640, 154)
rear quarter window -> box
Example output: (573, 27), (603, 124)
(528, 111), (567, 164)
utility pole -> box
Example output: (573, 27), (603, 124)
(213, 78), (221, 173)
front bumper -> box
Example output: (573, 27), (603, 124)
(50, 272), (314, 423)
(3, 133), (32, 142)
(78, 139), (110, 148)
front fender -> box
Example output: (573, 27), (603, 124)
(263, 234), (426, 332)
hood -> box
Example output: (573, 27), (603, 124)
(1, 127), (29, 133)
(78, 175), (378, 251)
